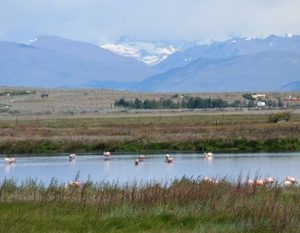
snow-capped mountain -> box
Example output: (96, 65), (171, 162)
(131, 34), (300, 92)
(100, 37), (177, 66)
(3, 34), (300, 92)
(155, 34), (300, 72)
(0, 35), (154, 89)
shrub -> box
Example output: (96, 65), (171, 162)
(268, 111), (292, 123)
(242, 93), (256, 100)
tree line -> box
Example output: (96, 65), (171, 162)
(115, 97), (236, 109)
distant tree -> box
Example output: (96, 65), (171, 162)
(133, 98), (143, 109)
(242, 93), (256, 101)
(247, 100), (255, 108)
(115, 98), (129, 107)
(114, 96), (232, 109)
(277, 98), (284, 108)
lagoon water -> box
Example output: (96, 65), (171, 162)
(1, 153), (300, 185)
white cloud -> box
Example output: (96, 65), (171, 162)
(0, 0), (300, 43)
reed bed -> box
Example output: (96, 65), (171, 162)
(0, 177), (299, 232)
(1, 114), (300, 153)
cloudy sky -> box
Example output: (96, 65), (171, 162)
(1, 0), (300, 43)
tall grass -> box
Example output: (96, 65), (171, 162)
(1, 113), (300, 153)
(0, 177), (299, 232)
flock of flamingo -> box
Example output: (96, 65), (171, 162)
(3, 151), (298, 187)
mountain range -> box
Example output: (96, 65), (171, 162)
(132, 51), (300, 92)
(0, 36), (153, 88)
(1, 34), (300, 91)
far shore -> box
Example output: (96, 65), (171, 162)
(1, 112), (300, 154)
(1, 87), (300, 154)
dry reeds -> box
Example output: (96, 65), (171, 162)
(1, 114), (300, 153)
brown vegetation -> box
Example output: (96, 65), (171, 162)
(0, 113), (300, 153)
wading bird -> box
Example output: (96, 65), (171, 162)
(69, 153), (76, 161)
(285, 176), (297, 186)
(264, 177), (274, 184)
(254, 179), (264, 186)
(165, 154), (173, 163)
(103, 151), (111, 157)
(204, 152), (214, 160)
(65, 181), (81, 189)
(138, 155), (145, 161)
(4, 157), (16, 164)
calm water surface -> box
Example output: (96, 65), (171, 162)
(1, 153), (300, 185)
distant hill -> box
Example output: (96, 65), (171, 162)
(131, 51), (300, 92)
(0, 36), (154, 88)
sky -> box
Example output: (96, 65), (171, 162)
(1, 0), (300, 44)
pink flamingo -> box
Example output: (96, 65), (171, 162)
(165, 154), (173, 163)
(103, 151), (111, 157)
(69, 153), (76, 161)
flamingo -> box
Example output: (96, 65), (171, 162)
(165, 154), (173, 163)
(203, 176), (219, 184)
(285, 176), (297, 183)
(254, 179), (264, 186)
(135, 159), (139, 166)
(264, 177), (274, 184)
(285, 176), (297, 186)
(103, 151), (111, 157)
(4, 157), (16, 164)
(69, 153), (76, 161)
(246, 179), (254, 186)
(65, 181), (81, 189)
(138, 155), (145, 161)
(284, 180), (293, 186)
(204, 152), (214, 159)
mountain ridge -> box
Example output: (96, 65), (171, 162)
(1, 34), (300, 91)
(130, 51), (300, 92)
(0, 36), (154, 88)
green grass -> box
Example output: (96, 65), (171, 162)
(0, 178), (299, 233)
(1, 138), (300, 154)
(0, 203), (242, 233)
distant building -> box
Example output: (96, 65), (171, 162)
(252, 94), (266, 100)
(284, 96), (300, 101)
(283, 96), (300, 108)
(257, 101), (266, 107)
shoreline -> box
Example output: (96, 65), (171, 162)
(1, 138), (300, 155)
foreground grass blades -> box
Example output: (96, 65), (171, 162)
(0, 178), (299, 233)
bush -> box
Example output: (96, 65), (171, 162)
(242, 93), (256, 100)
(268, 111), (292, 123)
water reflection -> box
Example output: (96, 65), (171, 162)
(4, 163), (15, 174)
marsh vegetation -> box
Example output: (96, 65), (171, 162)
(1, 113), (300, 153)
(0, 177), (299, 232)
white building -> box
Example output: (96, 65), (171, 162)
(257, 101), (266, 107)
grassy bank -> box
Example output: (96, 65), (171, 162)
(0, 178), (299, 233)
(1, 113), (300, 154)
(1, 138), (300, 154)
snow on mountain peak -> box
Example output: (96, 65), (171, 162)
(100, 39), (177, 66)
(28, 36), (39, 44)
